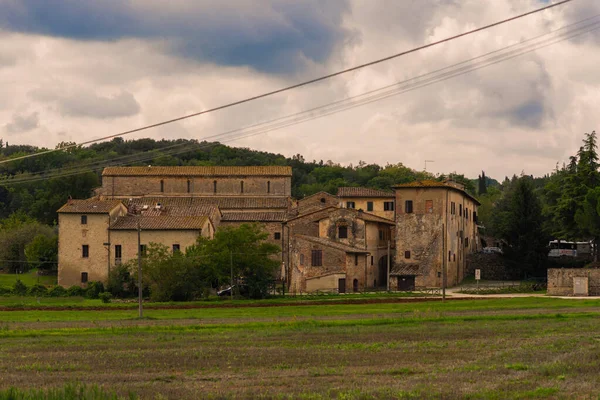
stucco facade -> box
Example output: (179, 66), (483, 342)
(393, 181), (480, 288)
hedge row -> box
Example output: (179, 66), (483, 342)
(0, 280), (110, 301)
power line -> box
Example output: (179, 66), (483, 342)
(0, 0), (575, 166)
(1, 13), (596, 186)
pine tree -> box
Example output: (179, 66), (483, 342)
(478, 170), (488, 195)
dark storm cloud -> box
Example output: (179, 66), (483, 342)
(0, 0), (351, 73)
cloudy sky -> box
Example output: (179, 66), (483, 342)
(0, 0), (599, 179)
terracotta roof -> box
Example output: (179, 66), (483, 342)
(102, 166), (292, 177)
(285, 206), (394, 225)
(390, 264), (421, 276)
(295, 235), (369, 253)
(393, 180), (481, 205)
(111, 216), (208, 230)
(125, 197), (219, 218)
(298, 191), (337, 202)
(337, 187), (394, 198)
(124, 196), (288, 210)
(221, 212), (287, 222)
(58, 199), (124, 214)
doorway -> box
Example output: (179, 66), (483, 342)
(353, 278), (359, 292)
(397, 276), (415, 291)
(338, 278), (346, 294)
(378, 256), (389, 288)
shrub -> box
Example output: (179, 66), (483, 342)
(12, 280), (27, 296)
(106, 263), (136, 298)
(0, 286), (11, 296)
(66, 285), (85, 297)
(85, 281), (105, 299)
(28, 284), (48, 297)
(47, 285), (67, 297)
(99, 292), (113, 304)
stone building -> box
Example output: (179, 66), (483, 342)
(547, 268), (600, 296)
(58, 166), (291, 287)
(391, 180), (480, 290)
(285, 207), (395, 293)
(337, 187), (395, 220)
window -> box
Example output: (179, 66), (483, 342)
(267, 181), (271, 194)
(451, 202), (456, 215)
(346, 201), (355, 209)
(320, 197), (326, 203)
(82, 245), (89, 258)
(367, 201), (373, 212)
(465, 208), (468, 219)
(81, 215), (87, 225)
(338, 226), (348, 239)
(274, 232), (281, 240)
(459, 204), (463, 216)
(139, 244), (147, 256)
(473, 212), (478, 224)
(300, 254), (305, 265)
(173, 244), (181, 253)
(115, 245), (122, 263)
(160, 180), (164, 193)
(355, 254), (359, 266)
(371, 256), (374, 265)
(384, 201), (394, 211)
(81, 272), (88, 283)
(453, 253), (456, 262)
(405, 251), (411, 259)
(378, 230), (383, 240)
(405, 200), (413, 213)
(311, 250), (323, 266)
(213, 180), (217, 194)
(448, 251), (451, 261)
(465, 237), (469, 248)
(187, 179), (191, 193)
(240, 181), (244, 193)
(425, 200), (433, 213)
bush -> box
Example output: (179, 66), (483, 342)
(66, 285), (85, 297)
(12, 280), (27, 296)
(85, 281), (105, 299)
(28, 284), (48, 297)
(0, 286), (11, 296)
(47, 285), (67, 297)
(106, 263), (136, 298)
(98, 292), (113, 304)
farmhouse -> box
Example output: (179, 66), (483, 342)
(57, 166), (479, 292)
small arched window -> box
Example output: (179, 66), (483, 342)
(240, 181), (244, 193)
(213, 180), (217, 194)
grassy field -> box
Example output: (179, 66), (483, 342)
(0, 297), (599, 399)
(0, 269), (57, 287)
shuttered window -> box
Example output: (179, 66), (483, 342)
(311, 250), (323, 266)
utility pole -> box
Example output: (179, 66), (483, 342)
(387, 240), (391, 292)
(137, 215), (143, 318)
(230, 250), (233, 301)
(424, 160), (435, 172)
(442, 222), (446, 302)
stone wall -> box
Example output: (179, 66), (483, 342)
(547, 268), (600, 296)
(103, 175), (291, 197)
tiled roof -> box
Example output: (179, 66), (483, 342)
(111, 216), (208, 230)
(221, 212), (287, 222)
(393, 180), (481, 205)
(295, 235), (369, 253)
(390, 264), (421, 276)
(298, 191), (337, 202)
(337, 187), (394, 198)
(58, 199), (124, 214)
(353, 211), (395, 225)
(124, 196), (288, 210)
(285, 206), (394, 225)
(102, 166), (292, 177)
(125, 198), (219, 217)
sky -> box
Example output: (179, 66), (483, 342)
(0, 0), (599, 179)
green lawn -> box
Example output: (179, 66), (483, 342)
(0, 298), (599, 399)
(0, 269), (57, 287)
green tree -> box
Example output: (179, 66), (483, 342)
(187, 223), (281, 299)
(575, 187), (600, 261)
(24, 233), (58, 271)
(478, 171), (488, 195)
(494, 177), (547, 277)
